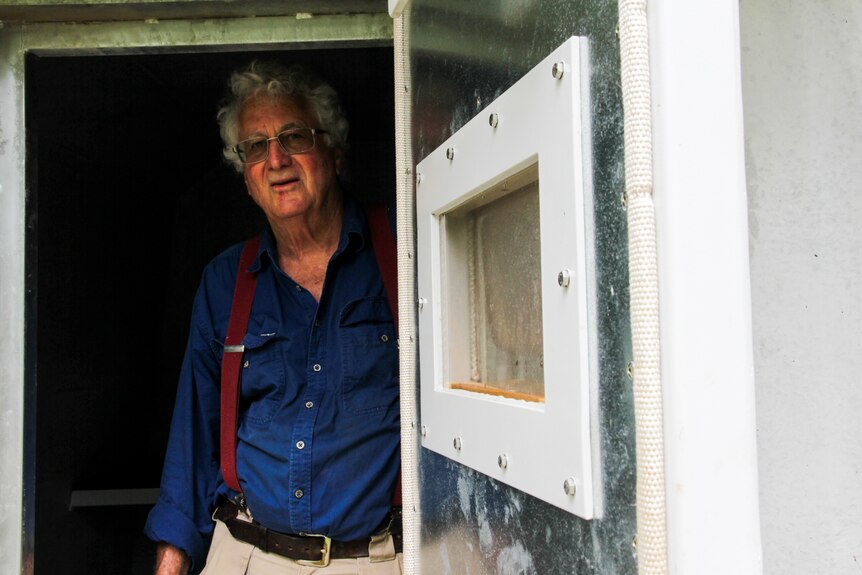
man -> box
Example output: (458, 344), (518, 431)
(144, 60), (402, 575)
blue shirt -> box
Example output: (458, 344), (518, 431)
(144, 197), (400, 570)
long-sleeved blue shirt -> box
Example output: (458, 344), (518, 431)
(144, 196), (400, 570)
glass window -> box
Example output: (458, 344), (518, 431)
(441, 163), (544, 402)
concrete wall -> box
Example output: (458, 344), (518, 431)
(740, 2), (862, 573)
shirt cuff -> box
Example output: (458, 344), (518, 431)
(144, 497), (211, 572)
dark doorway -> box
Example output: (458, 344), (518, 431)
(25, 46), (394, 575)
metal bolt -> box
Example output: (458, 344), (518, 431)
(552, 61), (565, 79)
(498, 453), (509, 469)
(558, 269), (572, 287)
(627, 361), (635, 380)
(421, 425), (428, 437)
(453, 437), (462, 451)
(416, 172), (423, 185)
(621, 191), (628, 208)
(563, 477), (577, 497)
(446, 147), (455, 160)
(418, 297), (428, 310)
(489, 113), (499, 128)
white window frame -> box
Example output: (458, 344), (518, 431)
(416, 36), (598, 519)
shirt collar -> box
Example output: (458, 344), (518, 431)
(249, 193), (367, 274)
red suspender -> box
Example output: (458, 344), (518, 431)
(365, 203), (403, 507)
(219, 236), (260, 493)
(220, 205), (401, 504)
(366, 203), (398, 327)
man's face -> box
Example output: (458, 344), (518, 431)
(238, 94), (342, 225)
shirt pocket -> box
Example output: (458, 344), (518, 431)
(339, 296), (399, 415)
(225, 332), (286, 425)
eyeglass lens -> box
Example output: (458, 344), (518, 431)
(237, 128), (317, 163)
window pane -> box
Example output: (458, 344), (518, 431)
(442, 163), (544, 402)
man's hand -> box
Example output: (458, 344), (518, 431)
(154, 543), (190, 575)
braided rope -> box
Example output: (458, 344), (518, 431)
(619, 0), (669, 573)
(394, 12), (421, 575)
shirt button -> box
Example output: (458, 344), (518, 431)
(294, 489), (304, 499)
(296, 440), (305, 450)
(314, 318), (321, 327)
(243, 360), (249, 368)
(305, 401), (314, 409)
(295, 285), (302, 291)
(312, 363), (322, 372)
(380, 334), (389, 343)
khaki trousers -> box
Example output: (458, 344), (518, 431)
(200, 510), (403, 575)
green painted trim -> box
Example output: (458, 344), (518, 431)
(0, 1), (389, 25)
(9, 13), (392, 53)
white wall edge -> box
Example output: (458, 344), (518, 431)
(0, 27), (26, 575)
(648, 2), (763, 573)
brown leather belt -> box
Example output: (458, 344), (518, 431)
(214, 501), (403, 566)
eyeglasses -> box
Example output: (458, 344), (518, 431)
(232, 127), (328, 164)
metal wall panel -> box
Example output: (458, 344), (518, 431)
(409, 1), (636, 573)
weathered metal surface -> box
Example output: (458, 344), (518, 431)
(410, 1), (636, 573)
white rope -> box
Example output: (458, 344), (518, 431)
(618, 1), (669, 574)
(394, 12), (421, 575)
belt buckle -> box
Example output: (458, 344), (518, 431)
(296, 533), (332, 567)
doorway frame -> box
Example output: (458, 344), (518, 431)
(0, 11), (393, 574)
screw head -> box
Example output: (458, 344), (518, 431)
(489, 113), (499, 128)
(421, 425), (428, 437)
(453, 437), (462, 451)
(552, 61), (565, 79)
(558, 269), (572, 287)
(563, 477), (577, 497)
(446, 147), (455, 160)
(498, 453), (509, 469)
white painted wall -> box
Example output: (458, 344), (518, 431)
(649, 2), (762, 573)
(740, 2), (862, 574)
(0, 28), (27, 575)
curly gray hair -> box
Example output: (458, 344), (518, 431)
(217, 60), (349, 172)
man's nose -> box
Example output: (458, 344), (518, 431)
(267, 138), (293, 168)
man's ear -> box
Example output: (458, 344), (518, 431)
(334, 147), (344, 176)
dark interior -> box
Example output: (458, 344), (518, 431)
(26, 46), (394, 575)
